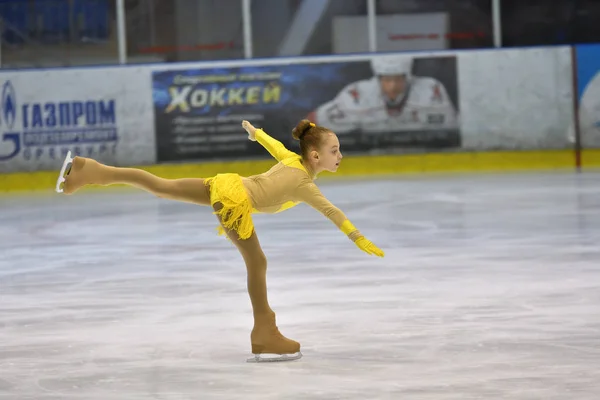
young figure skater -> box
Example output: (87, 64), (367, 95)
(55, 119), (384, 362)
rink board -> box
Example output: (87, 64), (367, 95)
(0, 45), (575, 175)
(0, 149), (579, 193)
(3, 42), (600, 192)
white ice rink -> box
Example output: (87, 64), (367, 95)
(1, 171), (600, 399)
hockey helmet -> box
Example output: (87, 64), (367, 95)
(370, 56), (413, 80)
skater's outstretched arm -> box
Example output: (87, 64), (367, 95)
(296, 181), (384, 257)
(242, 120), (297, 162)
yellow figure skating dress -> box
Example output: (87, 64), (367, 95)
(204, 129), (383, 257)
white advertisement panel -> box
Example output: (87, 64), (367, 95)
(0, 67), (154, 173)
(457, 46), (574, 150)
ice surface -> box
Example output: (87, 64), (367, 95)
(1, 171), (600, 399)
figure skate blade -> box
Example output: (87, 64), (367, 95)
(55, 150), (73, 193)
(246, 352), (302, 363)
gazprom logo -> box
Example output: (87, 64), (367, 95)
(2, 80), (16, 130)
(0, 78), (119, 164)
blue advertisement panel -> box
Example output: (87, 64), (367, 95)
(152, 54), (461, 162)
(576, 44), (600, 148)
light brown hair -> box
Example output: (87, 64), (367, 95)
(291, 119), (331, 159)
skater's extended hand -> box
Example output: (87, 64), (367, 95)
(242, 120), (257, 141)
(355, 236), (385, 257)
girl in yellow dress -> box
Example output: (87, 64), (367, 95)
(56, 119), (384, 362)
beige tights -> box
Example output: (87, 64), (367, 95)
(214, 204), (299, 354)
(64, 157), (211, 205)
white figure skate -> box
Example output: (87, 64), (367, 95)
(55, 150), (74, 193)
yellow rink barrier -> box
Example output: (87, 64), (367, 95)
(0, 149), (586, 194)
(582, 149), (600, 167)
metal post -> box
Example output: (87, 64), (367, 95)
(492, 0), (502, 47)
(242, 0), (253, 58)
(149, 0), (156, 47)
(0, 17), (3, 68)
(367, 0), (376, 52)
(116, 0), (127, 63)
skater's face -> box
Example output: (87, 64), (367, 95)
(314, 132), (343, 173)
(379, 75), (407, 100)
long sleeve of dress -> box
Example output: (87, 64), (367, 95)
(295, 180), (362, 242)
(255, 129), (298, 162)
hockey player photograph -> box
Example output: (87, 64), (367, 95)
(152, 54), (461, 163)
(308, 54), (461, 150)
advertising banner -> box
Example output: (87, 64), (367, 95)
(573, 44), (600, 148)
(0, 68), (155, 173)
(152, 53), (461, 162)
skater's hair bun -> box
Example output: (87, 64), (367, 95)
(292, 119), (314, 140)
(292, 119), (332, 159)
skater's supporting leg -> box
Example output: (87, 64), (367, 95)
(213, 202), (300, 356)
(213, 202), (273, 316)
(63, 157), (211, 205)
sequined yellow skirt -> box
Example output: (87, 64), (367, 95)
(204, 173), (254, 240)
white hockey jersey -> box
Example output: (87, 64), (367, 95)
(311, 76), (459, 134)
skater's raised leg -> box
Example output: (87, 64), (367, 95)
(58, 154), (211, 205)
